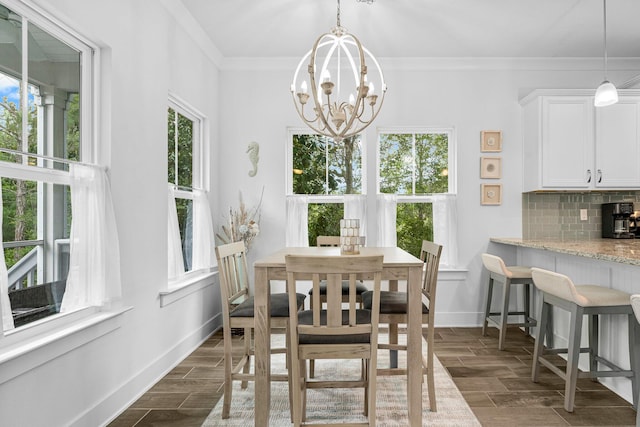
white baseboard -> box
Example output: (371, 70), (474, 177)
(73, 313), (223, 427)
(435, 312), (485, 327)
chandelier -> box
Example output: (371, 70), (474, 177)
(290, 0), (386, 141)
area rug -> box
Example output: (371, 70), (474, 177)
(202, 335), (480, 426)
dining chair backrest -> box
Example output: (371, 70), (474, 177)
(215, 241), (251, 315)
(286, 255), (383, 339)
(316, 235), (340, 247)
(420, 240), (443, 305)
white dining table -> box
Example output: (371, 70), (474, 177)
(252, 246), (425, 426)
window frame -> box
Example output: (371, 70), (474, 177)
(376, 126), (457, 197)
(168, 95), (204, 192)
(286, 128), (368, 247)
(376, 127), (458, 266)
(0, 0), (97, 164)
(0, 0), (132, 377)
(286, 128), (367, 246)
(286, 127), (367, 201)
(165, 94), (210, 290)
(0, 0), (98, 326)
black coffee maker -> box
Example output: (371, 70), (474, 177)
(631, 211), (640, 236)
(602, 202), (635, 239)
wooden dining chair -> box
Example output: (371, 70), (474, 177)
(285, 254), (383, 427)
(362, 240), (442, 412)
(308, 235), (369, 377)
(310, 236), (369, 308)
(215, 241), (306, 419)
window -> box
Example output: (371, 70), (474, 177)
(287, 131), (364, 246)
(166, 95), (213, 287)
(378, 129), (457, 265)
(379, 132), (449, 196)
(168, 103), (196, 273)
(0, 0), (100, 332)
(292, 133), (362, 196)
(287, 128), (457, 266)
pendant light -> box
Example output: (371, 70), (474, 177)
(594, 0), (618, 107)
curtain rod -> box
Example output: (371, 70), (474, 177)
(0, 147), (99, 169)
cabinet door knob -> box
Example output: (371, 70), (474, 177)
(597, 169), (602, 183)
(586, 169), (592, 183)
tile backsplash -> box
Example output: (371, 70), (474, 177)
(522, 191), (640, 240)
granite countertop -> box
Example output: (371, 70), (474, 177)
(490, 237), (640, 267)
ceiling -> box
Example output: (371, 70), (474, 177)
(180, 0), (640, 59)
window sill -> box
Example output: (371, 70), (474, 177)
(0, 306), (131, 385)
(160, 270), (217, 307)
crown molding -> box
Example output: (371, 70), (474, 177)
(519, 88), (640, 105)
(219, 56), (640, 72)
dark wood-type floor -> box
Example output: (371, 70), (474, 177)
(108, 326), (638, 426)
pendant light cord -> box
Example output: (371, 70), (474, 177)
(603, 0), (608, 80)
(336, 0), (341, 28)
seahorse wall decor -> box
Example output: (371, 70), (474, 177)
(247, 141), (259, 177)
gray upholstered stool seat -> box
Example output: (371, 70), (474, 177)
(361, 290), (429, 314)
(531, 268), (640, 413)
(481, 253), (538, 350)
(310, 280), (368, 296)
(230, 293), (306, 318)
(297, 309), (372, 344)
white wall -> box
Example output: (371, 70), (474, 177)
(217, 59), (640, 327)
(0, 1), (221, 426)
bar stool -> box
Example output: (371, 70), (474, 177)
(481, 253), (537, 350)
(631, 294), (640, 426)
(531, 268), (640, 413)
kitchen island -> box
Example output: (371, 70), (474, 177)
(489, 237), (640, 405)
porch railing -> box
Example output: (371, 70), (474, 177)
(4, 239), (70, 291)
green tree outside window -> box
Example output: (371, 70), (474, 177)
(167, 106), (195, 271)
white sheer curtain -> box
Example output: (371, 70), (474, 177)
(0, 185), (14, 331)
(432, 194), (458, 268)
(344, 194), (367, 244)
(192, 189), (216, 269)
(167, 184), (185, 280)
(61, 164), (122, 312)
(286, 195), (309, 247)
(376, 194), (397, 247)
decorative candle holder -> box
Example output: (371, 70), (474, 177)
(340, 218), (363, 255)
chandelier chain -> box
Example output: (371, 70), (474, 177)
(336, 0), (341, 28)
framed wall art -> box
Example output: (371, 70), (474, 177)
(480, 157), (502, 179)
(481, 184), (502, 205)
(481, 130), (502, 152)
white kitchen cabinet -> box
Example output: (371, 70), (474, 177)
(595, 97), (640, 187)
(521, 89), (640, 191)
